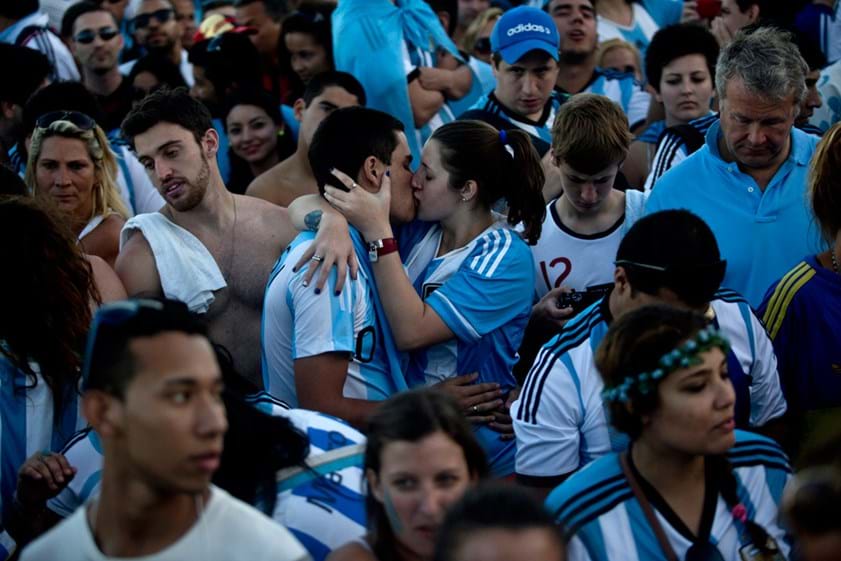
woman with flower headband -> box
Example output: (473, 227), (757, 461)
(25, 110), (129, 268)
(547, 305), (791, 561)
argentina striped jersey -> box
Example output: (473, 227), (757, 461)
(402, 222), (535, 476)
(644, 112), (718, 193)
(0, 355), (84, 560)
(579, 68), (651, 130)
(459, 90), (568, 155)
(511, 291), (787, 481)
(547, 431), (791, 561)
(261, 231), (397, 405)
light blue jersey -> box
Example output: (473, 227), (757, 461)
(577, 68), (651, 130)
(402, 40), (457, 149)
(459, 90), (569, 155)
(402, 222), (535, 476)
(0, 355), (84, 560)
(810, 60), (841, 133)
(512, 292), (786, 484)
(49, 394), (366, 561)
(548, 431), (792, 561)
(261, 232), (399, 405)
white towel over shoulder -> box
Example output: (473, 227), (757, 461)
(120, 213), (227, 313)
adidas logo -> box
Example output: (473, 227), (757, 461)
(507, 23), (552, 37)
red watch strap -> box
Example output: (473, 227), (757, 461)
(377, 238), (398, 257)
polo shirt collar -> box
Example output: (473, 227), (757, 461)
(704, 119), (812, 168)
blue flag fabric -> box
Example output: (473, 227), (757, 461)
(332, 0), (478, 162)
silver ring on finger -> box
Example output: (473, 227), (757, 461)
(471, 405), (478, 414)
(311, 255), (324, 263)
(350, 182), (360, 190)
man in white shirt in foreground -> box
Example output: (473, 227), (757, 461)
(21, 298), (310, 561)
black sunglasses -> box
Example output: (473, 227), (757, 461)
(74, 27), (119, 44)
(132, 8), (173, 30)
(35, 111), (96, 131)
(474, 37), (491, 55)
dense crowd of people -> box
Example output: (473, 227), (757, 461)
(1, 0), (841, 560)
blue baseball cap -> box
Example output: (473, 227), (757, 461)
(491, 6), (560, 64)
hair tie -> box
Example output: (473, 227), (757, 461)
(499, 129), (514, 158)
(731, 503), (747, 523)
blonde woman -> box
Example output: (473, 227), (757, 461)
(460, 7), (502, 63)
(25, 111), (129, 267)
(597, 38), (643, 81)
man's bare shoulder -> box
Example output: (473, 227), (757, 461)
(245, 160), (296, 205)
(233, 194), (296, 246)
(115, 227), (163, 297)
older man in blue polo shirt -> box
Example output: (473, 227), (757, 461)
(646, 27), (824, 306)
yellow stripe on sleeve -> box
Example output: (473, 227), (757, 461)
(766, 265), (816, 340)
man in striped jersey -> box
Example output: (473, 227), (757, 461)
(459, 6), (565, 155)
(548, 0), (651, 132)
(261, 107), (417, 430)
(511, 210), (786, 496)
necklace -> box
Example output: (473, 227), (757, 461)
(832, 247), (839, 275)
(225, 194), (237, 279)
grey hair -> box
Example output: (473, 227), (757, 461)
(715, 27), (808, 105)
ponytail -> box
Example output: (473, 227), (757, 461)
(499, 128), (545, 245)
(430, 121), (545, 244)
(714, 456), (781, 556)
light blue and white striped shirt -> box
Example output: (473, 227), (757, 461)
(548, 431), (792, 561)
(261, 232), (398, 405)
(0, 355), (84, 560)
(402, 222), (535, 476)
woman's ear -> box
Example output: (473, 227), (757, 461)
(367, 468), (384, 503)
(460, 179), (478, 203)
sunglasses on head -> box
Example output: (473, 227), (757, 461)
(474, 37), (491, 55)
(74, 27), (120, 44)
(35, 111), (96, 131)
(132, 8), (173, 30)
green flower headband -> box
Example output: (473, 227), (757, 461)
(601, 325), (731, 403)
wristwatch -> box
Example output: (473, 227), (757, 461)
(367, 238), (398, 262)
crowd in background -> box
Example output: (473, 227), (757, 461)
(2, 0), (841, 560)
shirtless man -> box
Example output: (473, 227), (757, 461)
(245, 71), (366, 207)
(116, 88), (297, 386)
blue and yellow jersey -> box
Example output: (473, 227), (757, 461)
(759, 254), (841, 412)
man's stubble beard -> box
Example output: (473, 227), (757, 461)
(170, 152), (211, 212)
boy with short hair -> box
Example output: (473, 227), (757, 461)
(531, 94), (643, 314)
(518, 93), (644, 378)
